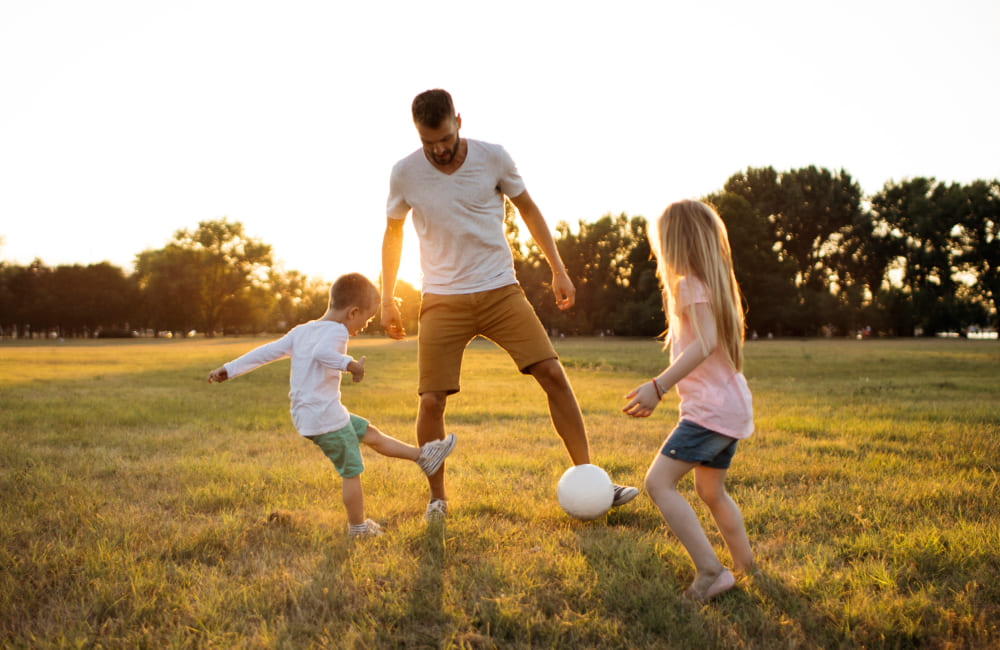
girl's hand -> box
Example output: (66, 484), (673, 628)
(622, 381), (660, 418)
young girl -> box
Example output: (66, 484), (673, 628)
(623, 199), (754, 602)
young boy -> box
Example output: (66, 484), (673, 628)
(208, 272), (456, 538)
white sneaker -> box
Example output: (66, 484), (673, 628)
(349, 519), (382, 538)
(612, 484), (639, 507)
(424, 498), (448, 522)
(417, 433), (457, 476)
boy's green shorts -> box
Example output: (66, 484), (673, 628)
(307, 415), (369, 478)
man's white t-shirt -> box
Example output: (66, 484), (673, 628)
(223, 320), (355, 437)
(387, 138), (527, 295)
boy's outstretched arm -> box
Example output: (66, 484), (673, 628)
(208, 366), (229, 383)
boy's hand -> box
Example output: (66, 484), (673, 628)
(347, 356), (366, 383)
(622, 381), (660, 418)
(208, 367), (229, 383)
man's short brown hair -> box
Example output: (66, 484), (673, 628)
(411, 89), (455, 128)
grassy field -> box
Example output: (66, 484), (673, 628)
(1, 336), (998, 649)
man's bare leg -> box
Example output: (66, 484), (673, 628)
(529, 358), (638, 507)
(417, 391), (449, 501)
(527, 358), (590, 464)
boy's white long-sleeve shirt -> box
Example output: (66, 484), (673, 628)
(223, 320), (355, 437)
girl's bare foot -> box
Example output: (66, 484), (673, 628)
(735, 563), (763, 581)
(683, 568), (735, 602)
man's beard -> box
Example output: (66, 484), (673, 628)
(432, 139), (460, 165)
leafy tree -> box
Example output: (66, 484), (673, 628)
(611, 216), (663, 337)
(559, 215), (630, 335)
(134, 245), (204, 335)
(175, 219), (273, 335)
(514, 213), (659, 336)
(723, 166), (868, 335)
(0, 262), (17, 336)
(49, 263), (137, 336)
(869, 178), (974, 336)
(135, 219), (273, 335)
(707, 191), (797, 337)
(0, 260), (135, 337)
(3, 260), (55, 337)
(268, 269), (329, 332)
(953, 179), (1000, 332)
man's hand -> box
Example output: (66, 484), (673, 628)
(380, 300), (406, 340)
(509, 190), (575, 312)
(552, 270), (576, 311)
(208, 367), (229, 383)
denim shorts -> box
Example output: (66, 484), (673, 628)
(660, 419), (738, 469)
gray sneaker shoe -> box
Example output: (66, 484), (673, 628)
(417, 433), (457, 476)
(349, 519), (382, 538)
(424, 498), (448, 522)
(612, 484), (639, 507)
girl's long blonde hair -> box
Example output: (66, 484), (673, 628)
(649, 199), (746, 372)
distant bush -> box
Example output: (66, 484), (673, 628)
(96, 329), (136, 339)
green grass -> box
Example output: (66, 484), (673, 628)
(2, 336), (999, 648)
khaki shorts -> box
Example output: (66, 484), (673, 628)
(417, 284), (557, 395)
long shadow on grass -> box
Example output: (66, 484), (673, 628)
(574, 526), (807, 648)
(577, 528), (701, 643)
(405, 519), (449, 638)
(578, 525), (860, 648)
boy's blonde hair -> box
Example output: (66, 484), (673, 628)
(649, 200), (745, 372)
(329, 273), (379, 312)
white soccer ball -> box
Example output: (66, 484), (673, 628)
(557, 464), (614, 520)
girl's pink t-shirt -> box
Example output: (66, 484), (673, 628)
(669, 276), (754, 439)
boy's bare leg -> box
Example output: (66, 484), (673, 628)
(342, 475), (365, 526)
(527, 358), (590, 465)
(361, 425), (420, 461)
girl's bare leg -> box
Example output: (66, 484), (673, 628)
(694, 466), (754, 574)
(645, 454), (728, 597)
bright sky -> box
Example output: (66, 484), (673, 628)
(2, 1), (998, 287)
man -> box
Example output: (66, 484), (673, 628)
(381, 88), (637, 520)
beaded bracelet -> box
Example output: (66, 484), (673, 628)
(651, 379), (663, 401)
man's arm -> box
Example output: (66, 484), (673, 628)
(380, 218), (407, 339)
(509, 190), (575, 311)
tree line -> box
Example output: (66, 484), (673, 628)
(2, 167), (997, 340)
(517, 167), (998, 339)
